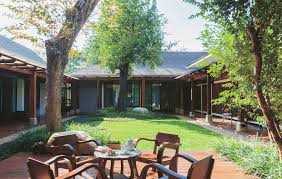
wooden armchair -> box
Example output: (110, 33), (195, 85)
(27, 155), (107, 179)
(139, 154), (214, 179)
(47, 134), (100, 175)
(134, 132), (180, 177)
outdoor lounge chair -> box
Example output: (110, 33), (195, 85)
(27, 155), (107, 179)
(47, 134), (100, 176)
(134, 132), (181, 176)
(139, 154), (214, 179)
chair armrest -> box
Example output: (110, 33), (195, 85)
(57, 163), (107, 179)
(139, 163), (186, 179)
(134, 138), (156, 148)
(160, 142), (181, 150)
(44, 155), (75, 171)
(47, 144), (76, 156)
(169, 154), (198, 171)
(78, 139), (101, 146)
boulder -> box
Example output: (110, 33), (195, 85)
(47, 131), (97, 155)
(133, 107), (149, 113)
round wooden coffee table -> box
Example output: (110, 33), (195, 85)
(95, 149), (141, 179)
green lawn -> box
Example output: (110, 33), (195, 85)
(65, 109), (223, 151)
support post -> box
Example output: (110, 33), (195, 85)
(101, 82), (104, 108)
(175, 81), (179, 114)
(141, 78), (145, 107)
(97, 79), (100, 109)
(189, 80), (195, 117)
(180, 81), (184, 115)
(71, 81), (77, 115)
(206, 75), (212, 123)
(29, 72), (37, 125)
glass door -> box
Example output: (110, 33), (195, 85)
(152, 84), (161, 110)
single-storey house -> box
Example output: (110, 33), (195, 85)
(0, 35), (232, 125)
(70, 52), (208, 114)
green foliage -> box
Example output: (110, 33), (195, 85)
(89, 107), (171, 119)
(186, 0), (282, 121)
(65, 122), (112, 145)
(0, 128), (49, 160)
(65, 48), (87, 73)
(1, 0), (77, 49)
(213, 138), (282, 179)
(84, 0), (166, 73)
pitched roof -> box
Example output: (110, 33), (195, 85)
(0, 35), (46, 68)
(71, 51), (208, 78)
(175, 55), (217, 79)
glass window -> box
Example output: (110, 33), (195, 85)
(131, 83), (140, 107)
(152, 84), (161, 110)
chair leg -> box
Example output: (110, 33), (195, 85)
(54, 162), (59, 177)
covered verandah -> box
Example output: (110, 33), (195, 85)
(0, 43), (78, 138)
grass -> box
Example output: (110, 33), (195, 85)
(0, 108), (223, 160)
(66, 108), (223, 150)
(213, 137), (282, 179)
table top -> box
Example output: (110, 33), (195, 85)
(94, 146), (141, 160)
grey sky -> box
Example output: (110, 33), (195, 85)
(0, 0), (205, 52)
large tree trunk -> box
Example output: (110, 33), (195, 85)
(44, 0), (100, 132)
(45, 40), (68, 132)
(247, 24), (282, 160)
(116, 63), (129, 111)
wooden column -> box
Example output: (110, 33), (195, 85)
(206, 75), (213, 123)
(207, 75), (212, 115)
(190, 80), (195, 117)
(180, 81), (184, 115)
(175, 81), (179, 113)
(141, 78), (145, 107)
(71, 81), (77, 115)
(101, 82), (104, 108)
(96, 79), (100, 109)
(29, 71), (37, 125)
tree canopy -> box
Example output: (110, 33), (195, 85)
(84, 0), (166, 111)
(84, 0), (165, 73)
(185, 0), (282, 159)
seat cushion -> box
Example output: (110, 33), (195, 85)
(137, 153), (171, 165)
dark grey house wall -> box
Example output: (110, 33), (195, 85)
(79, 80), (97, 113)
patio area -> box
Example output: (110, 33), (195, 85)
(189, 114), (268, 140)
(0, 151), (258, 179)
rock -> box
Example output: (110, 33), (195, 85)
(133, 107), (149, 113)
(47, 131), (97, 155)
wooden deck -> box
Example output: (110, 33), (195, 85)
(0, 151), (258, 179)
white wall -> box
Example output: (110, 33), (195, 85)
(16, 79), (24, 111)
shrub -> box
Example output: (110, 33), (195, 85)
(0, 128), (49, 160)
(65, 122), (112, 145)
(213, 137), (282, 179)
(89, 107), (171, 120)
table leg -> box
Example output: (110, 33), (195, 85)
(110, 160), (115, 179)
(128, 158), (138, 179)
(120, 159), (124, 174)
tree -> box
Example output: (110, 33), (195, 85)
(3, 0), (100, 132)
(65, 48), (87, 73)
(185, 0), (282, 159)
(84, 0), (165, 111)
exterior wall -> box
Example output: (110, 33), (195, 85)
(79, 80), (97, 113)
